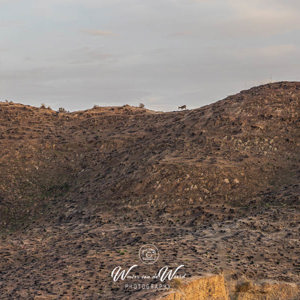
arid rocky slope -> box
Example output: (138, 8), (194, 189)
(0, 82), (299, 299)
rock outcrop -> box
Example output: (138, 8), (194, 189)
(158, 274), (228, 300)
(157, 275), (299, 300)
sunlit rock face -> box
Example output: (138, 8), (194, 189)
(158, 274), (229, 300)
(157, 275), (299, 300)
(231, 280), (299, 300)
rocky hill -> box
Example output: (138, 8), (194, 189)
(0, 82), (299, 299)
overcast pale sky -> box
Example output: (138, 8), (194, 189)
(0, 0), (299, 111)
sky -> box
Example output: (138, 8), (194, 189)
(0, 0), (300, 111)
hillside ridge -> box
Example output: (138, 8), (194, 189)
(0, 81), (299, 299)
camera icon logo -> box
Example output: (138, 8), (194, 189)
(139, 244), (159, 265)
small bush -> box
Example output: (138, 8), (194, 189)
(139, 103), (145, 108)
(58, 107), (66, 113)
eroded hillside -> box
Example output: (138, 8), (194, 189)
(0, 82), (299, 229)
(0, 82), (299, 299)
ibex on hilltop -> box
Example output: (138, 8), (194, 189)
(178, 105), (186, 110)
